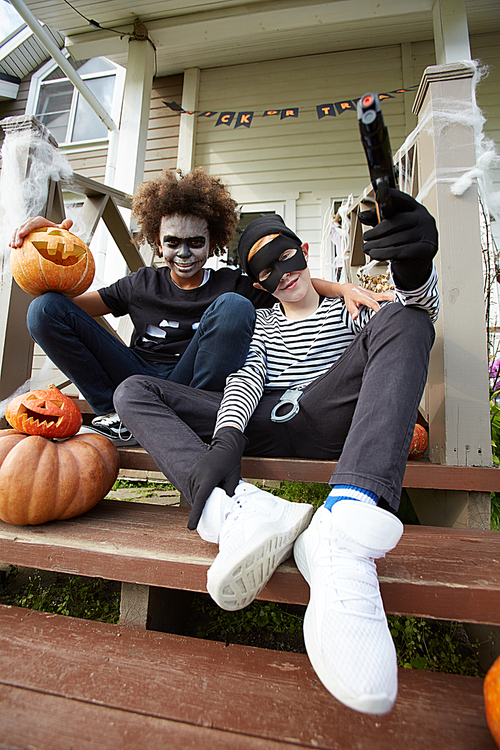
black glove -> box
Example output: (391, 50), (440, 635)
(187, 426), (248, 531)
(358, 188), (438, 290)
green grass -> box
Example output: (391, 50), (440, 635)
(388, 615), (483, 675)
(261, 480), (330, 510)
(1, 570), (120, 624)
(192, 597), (303, 639)
(110, 477), (178, 499)
(492, 493), (500, 530)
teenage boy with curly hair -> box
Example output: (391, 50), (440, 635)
(10, 167), (385, 445)
(114, 189), (439, 715)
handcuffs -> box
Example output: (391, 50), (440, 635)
(270, 387), (304, 423)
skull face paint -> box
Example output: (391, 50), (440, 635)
(159, 214), (210, 281)
(248, 233), (307, 293)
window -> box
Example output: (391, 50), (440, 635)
(28, 56), (123, 146)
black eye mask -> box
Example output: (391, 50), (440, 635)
(248, 234), (307, 293)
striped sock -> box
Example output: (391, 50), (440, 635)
(324, 484), (379, 511)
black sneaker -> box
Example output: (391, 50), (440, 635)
(88, 413), (138, 447)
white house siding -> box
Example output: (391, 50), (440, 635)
(0, 77), (31, 138)
(195, 42), (436, 275)
(144, 74), (183, 180)
(64, 147), (108, 182)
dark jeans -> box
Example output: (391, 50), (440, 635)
(114, 302), (435, 511)
(26, 291), (256, 415)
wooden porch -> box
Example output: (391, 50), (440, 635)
(0, 496), (498, 748)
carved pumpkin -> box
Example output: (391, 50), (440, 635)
(10, 226), (95, 297)
(5, 385), (82, 439)
(0, 430), (119, 525)
(408, 424), (428, 458)
(484, 655), (500, 748)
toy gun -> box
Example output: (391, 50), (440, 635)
(357, 92), (396, 221)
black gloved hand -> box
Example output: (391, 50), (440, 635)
(187, 426), (248, 531)
(358, 188), (438, 290)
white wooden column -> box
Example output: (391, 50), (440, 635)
(114, 38), (155, 195)
(414, 63), (491, 468)
(176, 68), (200, 173)
(433, 0), (471, 64)
(107, 35), (155, 282)
(408, 62), (492, 530)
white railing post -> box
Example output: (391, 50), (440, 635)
(408, 61), (492, 529)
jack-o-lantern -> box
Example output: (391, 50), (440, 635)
(484, 655), (500, 748)
(10, 226), (95, 297)
(408, 423), (428, 458)
(0, 429), (120, 525)
(5, 385), (82, 439)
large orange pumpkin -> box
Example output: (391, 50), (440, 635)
(5, 385), (82, 439)
(484, 655), (500, 747)
(10, 226), (95, 297)
(0, 430), (119, 525)
(408, 423), (428, 459)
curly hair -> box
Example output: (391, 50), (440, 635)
(132, 167), (239, 257)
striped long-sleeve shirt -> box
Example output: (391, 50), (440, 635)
(214, 265), (440, 435)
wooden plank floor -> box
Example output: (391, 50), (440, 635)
(0, 605), (495, 750)
(0, 501), (499, 624)
(118, 446), (500, 492)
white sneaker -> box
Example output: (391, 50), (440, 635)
(294, 501), (403, 715)
(198, 482), (314, 611)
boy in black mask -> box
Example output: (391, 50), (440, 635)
(115, 188), (438, 715)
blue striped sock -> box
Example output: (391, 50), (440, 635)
(324, 484), (379, 511)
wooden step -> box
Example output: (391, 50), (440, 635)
(0, 500), (499, 625)
(118, 446), (500, 492)
(0, 604), (494, 750)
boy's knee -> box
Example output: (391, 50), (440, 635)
(26, 292), (71, 330)
(204, 293), (256, 335)
(26, 293), (55, 334)
(216, 292), (255, 317)
(113, 375), (144, 414)
(375, 302), (435, 342)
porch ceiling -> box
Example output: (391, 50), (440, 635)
(20, 0), (500, 75)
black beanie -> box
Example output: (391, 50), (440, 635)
(238, 214), (302, 281)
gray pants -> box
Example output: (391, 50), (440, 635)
(114, 302), (435, 511)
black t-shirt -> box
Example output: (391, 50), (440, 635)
(98, 266), (273, 364)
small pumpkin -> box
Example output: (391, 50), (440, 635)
(484, 655), (500, 747)
(408, 423), (428, 458)
(0, 430), (119, 525)
(5, 385), (82, 439)
(10, 226), (95, 297)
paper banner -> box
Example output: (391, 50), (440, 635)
(162, 87), (416, 129)
(215, 111), (235, 126)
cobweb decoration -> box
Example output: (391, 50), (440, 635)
(319, 195), (353, 282)
(397, 60), (499, 221)
(0, 127), (73, 284)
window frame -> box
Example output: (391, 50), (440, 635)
(26, 52), (125, 150)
